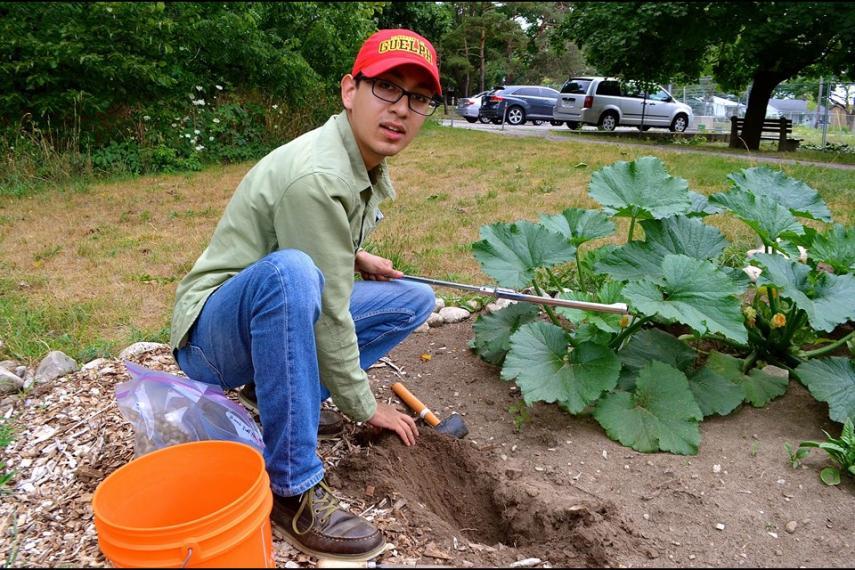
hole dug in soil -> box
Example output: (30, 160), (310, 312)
(330, 430), (641, 567)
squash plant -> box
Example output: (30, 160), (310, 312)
(469, 156), (855, 455)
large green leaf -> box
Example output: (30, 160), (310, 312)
(810, 224), (855, 274)
(596, 216), (728, 281)
(501, 322), (621, 413)
(709, 188), (804, 246)
(692, 351), (787, 411)
(623, 254), (748, 344)
(752, 253), (855, 332)
(617, 328), (697, 391)
(538, 208), (616, 247)
(687, 190), (723, 217)
(727, 167), (832, 222)
(619, 327), (696, 371)
(556, 281), (625, 333)
(470, 303), (541, 366)
(795, 357), (855, 423)
(472, 221), (576, 289)
(594, 361), (703, 455)
(588, 156), (692, 220)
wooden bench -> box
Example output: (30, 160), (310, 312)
(729, 116), (802, 151)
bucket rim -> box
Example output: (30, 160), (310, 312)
(93, 440), (267, 534)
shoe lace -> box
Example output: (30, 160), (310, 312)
(292, 480), (340, 536)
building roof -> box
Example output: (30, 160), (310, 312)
(769, 98), (808, 113)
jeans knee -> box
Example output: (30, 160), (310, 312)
(407, 281), (436, 324)
(254, 250), (324, 312)
(262, 250), (323, 290)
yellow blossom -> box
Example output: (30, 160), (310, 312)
(770, 313), (787, 329)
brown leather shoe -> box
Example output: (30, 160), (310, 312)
(272, 480), (385, 561)
(238, 384), (345, 439)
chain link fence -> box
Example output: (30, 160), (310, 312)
(669, 77), (854, 147)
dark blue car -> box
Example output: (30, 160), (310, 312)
(479, 85), (563, 126)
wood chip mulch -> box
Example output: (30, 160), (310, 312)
(0, 348), (447, 567)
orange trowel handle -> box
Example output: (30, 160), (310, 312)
(391, 382), (440, 427)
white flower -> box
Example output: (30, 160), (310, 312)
(194, 129), (200, 134)
(215, 85), (223, 90)
(209, 136), (214, 141)
(192, 99), (206, 106)
(195, 145), (205, 151)
(143, 115), (150, 121)
(195, 85), (204, 91)
(184, 133), (191, 138)
(171, 123), (177, 128)
(272, 104), (279, 110)
(212, 118), (220, 123)
(189, 94), (195, 99)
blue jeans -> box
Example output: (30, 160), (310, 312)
(175, 249), (434, 497)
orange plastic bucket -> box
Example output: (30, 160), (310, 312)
(92, 440), (274, 568)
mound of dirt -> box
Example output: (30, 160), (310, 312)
(330, 429), (642, 567)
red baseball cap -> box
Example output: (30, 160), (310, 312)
(352, 29), (442, 96)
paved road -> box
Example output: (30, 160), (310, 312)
(440, 119), (855, 171)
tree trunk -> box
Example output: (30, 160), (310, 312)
(739, 71), (785, 150)
(479, 28), (486, 93)
(463, 33), (470, 96)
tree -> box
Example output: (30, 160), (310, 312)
(557, 2), (855, 149)
(439, 2), (524, 95)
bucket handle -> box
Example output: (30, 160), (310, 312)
(180, 541), (201, 568)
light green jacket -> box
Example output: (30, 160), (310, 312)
(170, 111), (394, 421)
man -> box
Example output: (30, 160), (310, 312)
(169, 29), (441, 561)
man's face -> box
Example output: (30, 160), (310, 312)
(341, 64), (435, 170)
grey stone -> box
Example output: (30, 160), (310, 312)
(34, 351), (78, 383)
(118, 342), (170, 361)
(82, 358), (109, 371)
(427, 313), (445, 328)
(0, 360), (19, 372)
(0, 367), (24, 395)
(762, 365), (789, 380)
(484, 298), (515, 314)
(439, 307), (470, 323)
(434, 297), (446, 312)
(414, 322), (431, 334)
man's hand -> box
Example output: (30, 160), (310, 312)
(355, 250), (403, 282)
(366, 402), (419, 446)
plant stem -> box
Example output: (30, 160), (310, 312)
(609, 316), (650, 350)
(742, 350), (758, 374)
(627, 216), (637, 242)
(544, 267), (564, 292)
(801, 329), (855, 359)
(532, 281), (562, 327)
(575, 248), (586, 291)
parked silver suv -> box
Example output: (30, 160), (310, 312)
(553, 77), (692, 132)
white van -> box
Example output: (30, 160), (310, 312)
(553, 77), (693, 132)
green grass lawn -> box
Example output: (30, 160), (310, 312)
(1, 124), (853, 364)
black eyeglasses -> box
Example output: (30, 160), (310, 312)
(357, 75), (440, 116)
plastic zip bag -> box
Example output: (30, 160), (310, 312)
(116, 361), (264, 456)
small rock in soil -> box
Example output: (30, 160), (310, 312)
(786, 521), (798, 534)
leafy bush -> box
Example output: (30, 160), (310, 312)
(469, 157), (855, 455)
(0, 3), (376, 193)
